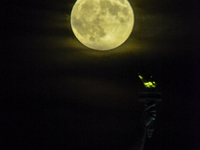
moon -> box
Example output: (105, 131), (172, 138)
(70, 0), (134, 51)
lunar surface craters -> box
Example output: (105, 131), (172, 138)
(71, 0), (134, 50)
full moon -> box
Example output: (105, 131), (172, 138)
(70, 0), (134, 51)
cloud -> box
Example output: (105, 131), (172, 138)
(20, 0), (190, 67)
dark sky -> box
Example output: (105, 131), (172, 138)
(3, 0), (199, 149)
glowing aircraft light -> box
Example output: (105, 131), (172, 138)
(138, 74), (157, 88)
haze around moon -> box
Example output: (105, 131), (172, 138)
(70, 0), (134, 51)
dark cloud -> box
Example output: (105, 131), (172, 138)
(7, 0), (191, 61)
(30, 0), (191, 58)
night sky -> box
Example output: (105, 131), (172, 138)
(3, 0), (199, 149)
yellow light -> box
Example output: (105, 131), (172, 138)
(138, 75), (143, 80)
(70, 0), (134, 51)
(144, 82), (156, 88)
(138, 74), (157, 88)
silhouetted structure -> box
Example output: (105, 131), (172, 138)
(139, 89), (162, 138)
(127, 74), (163, 150)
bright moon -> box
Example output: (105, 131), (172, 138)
(70, 0), (134, 51)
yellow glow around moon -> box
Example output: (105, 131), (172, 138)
(70, 0), (134, 51)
